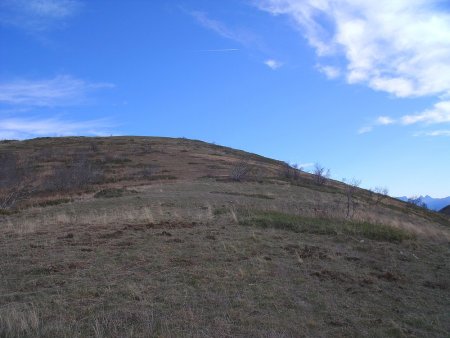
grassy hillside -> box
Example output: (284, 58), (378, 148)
(0, 136), (449, 337)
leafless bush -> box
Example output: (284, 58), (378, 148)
(48, 155), (102, 192)
(407, 196), (428, 209)
(140, 143), (153, 154)
(230, 161), (252, 181)
(139, 165), (160, 179)
(281, 162), (302, 181)
(343, 178), (361, 218)
(313, 163), (330, 185)
(370, 186), (389, 205)
(0, 152), (34, 210)
(90, 142), (99, 153)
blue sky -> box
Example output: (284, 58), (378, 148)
(1, 0), (449, 197)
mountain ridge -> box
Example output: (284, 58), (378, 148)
(396, 195), (450, 211)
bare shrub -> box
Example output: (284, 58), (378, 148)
(47, 155), (102, 192)
(90, 142), (99, 153)
(140, 143), (153, 155)
(407, 196), (428, 209)
(139, 165), (160, 179)
(312, 163), (330, 185)
(343, 178), (361, 218)
(370, 186), (389, 205)
(281, 162), (302, 181)
(230, 161), (252, 181)
(0, 152), (34, 210)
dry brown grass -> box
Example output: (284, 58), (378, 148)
(0, 136), (449, 337)
(0, 303), (40, 337)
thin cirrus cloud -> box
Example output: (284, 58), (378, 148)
(190, 10), (260, 48)
(414, 130), (450, 137)
(191, 10), (281, 69)
(254, 0), (450, 133)
(0, 75), (114, 107)
(198, 48), (240, 53)
(0, 0), (81, 31)
(0, 75), (115, 139)
(425, 130), (450, 137)
(0, 117), (115, 140)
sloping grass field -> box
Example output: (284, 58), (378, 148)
(0, 137), (449, 337)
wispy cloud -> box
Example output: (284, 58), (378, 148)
(357, 126), (372, 135)
(255, 0), (450, 131)
(0, 75), (114, 107)
(190, 9), (274, 59)
(376, 116), (395, 126)
(0, 117), (115, 140)
(191, 11), (257, 48)
(316, 64), (340, 79)
(0, 0), (81, 31)
(264, 59), (283, 70)
(191, 10), (283, 68)
(298, 162), (314, 168)
(361, 100), (450, 134)
(418, 130), (450, 137)
(197, 48), (240, 53)
(401, 100), (450, 125)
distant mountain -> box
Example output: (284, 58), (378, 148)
(440, 205), (450, 215)
(397, 195), (450, 211)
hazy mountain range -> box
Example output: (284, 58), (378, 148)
(396, 195), (450, 211)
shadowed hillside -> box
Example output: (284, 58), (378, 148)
(440, 205), (450, 216)
(0, 136), (449, 337)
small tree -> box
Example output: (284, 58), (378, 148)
(313, 163), (330, 185)
(343, 178), (361, 218)
(230, 161), (252, 182)
(371, 186), (389, 205)
(281, 162), (302, 181)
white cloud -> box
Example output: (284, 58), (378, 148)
(401, 100), (450, 125)
(264, 59), (283, 70)
(423, 130), (450, 137)
(376, 116), (395, 125)
(357, 126), (372, 134)
(0, 75), (114, 107)
(256, 0), (450, 131)
(316, 64), (340, 79)
(413, 129), (450, 137)
(0, 0), (81, 31)
(0, 117), (115, 140)
(256, 0), (450, 98)
(361, 101), (450, 133)
(191, 11), (260, 49)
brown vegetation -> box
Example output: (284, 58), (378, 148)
(0, 136), (449, 337)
